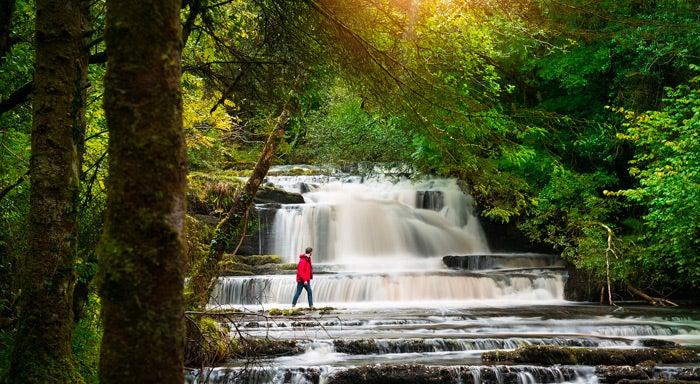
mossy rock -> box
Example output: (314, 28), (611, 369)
(267, 167), (319, 176)
(236, 254), (283, 266)
(184, 316), (229, 367)
(326, 364), (457, 384)
(334, 339), (379, 355)
(219, 260), (253, 275)
(229, 337), (301, 359)
(481, 345), (699, 365)
(598, 365), (700, 383)
(616, 381), (700, 384)
(268, 306), (336, 317)
(187, 171), (246, 214)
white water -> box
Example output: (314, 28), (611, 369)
(195, 166), (700, 384)
(265, 168), (489, 264)
(212, 166), (566, 308)
(212, 271), (566, 308)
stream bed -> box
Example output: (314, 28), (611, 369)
(186, 299), (700, 383)
(186, 166), (700, 383)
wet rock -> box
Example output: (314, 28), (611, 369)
(333, 339), (379, 355)
(604, 365), (700, 383)
(442, 254), (563, 271)
(228, 338), (301, 359)
(635, 338), (679, 348)
(616, 381), (700, 384)
(327, 365), (579, 384)
(596, 365), (652, 382)
(481, 345), (699, 366)
(326, 364), (457, 384)
(442, 255), (492, 269)
(334, 338), (450, 354)
(254, 186), (304, 204)
(675, 367), (700, 381)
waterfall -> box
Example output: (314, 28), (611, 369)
(211, 271), (565, 308)
(195, 166), (700, 384)
(208, 165), (570, 308)
(263, 169), (490, 264)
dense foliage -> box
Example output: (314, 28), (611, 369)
(1, 0), (699, 380)
(614, 71), (700, 289)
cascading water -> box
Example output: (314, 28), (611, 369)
(269, 176), (489, 263)
(211, 165), (565, 308)
(192, 165), (700, 384)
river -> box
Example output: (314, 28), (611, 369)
(187, 165), (700, 384)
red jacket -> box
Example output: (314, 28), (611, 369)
(296, 253), (313, 283)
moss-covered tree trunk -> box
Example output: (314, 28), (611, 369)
(0, 0), (15, 59)
(98, 0), (187, 382)
(8, 0), (88, 382)
(186, 106), (292, 309)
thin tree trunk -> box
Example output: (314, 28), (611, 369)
(186, 103), (293, 310)
(9, 0), (89, 382)
(98, 0), (187, 382)
(601, 223), (616, 306)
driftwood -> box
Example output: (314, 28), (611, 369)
(627, 285), (679, 307)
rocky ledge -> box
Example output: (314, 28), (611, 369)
(325, 344), (700, 384)
(481, 344), (698, 365)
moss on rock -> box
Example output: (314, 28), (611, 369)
(481, 344), (699, 366)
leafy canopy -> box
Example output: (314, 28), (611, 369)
(614, 67), (700, 287)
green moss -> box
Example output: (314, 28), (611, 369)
(219, 261), (253, 275)
(268, 306), (336, 316)
(71, 293), (102, 384)
(268, 308), (283, 316)
(226, 254), (283, 266)
(481, 345), (700, 365)
(185, 215), (214, 273)
(334, 339), (378, 355)
(267, 167), (321, 176)
(184, 316), (229, 366)
(229, 337), (300, 359)
(218, 254), (290, 276)
(187, 172), (246, 214)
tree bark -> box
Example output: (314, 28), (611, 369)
(8, 0), (89, 382)
(186, 103), (293, 310)
(0, 0), (15, 60)
(98, 0), (187, 383)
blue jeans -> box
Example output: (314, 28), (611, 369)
(292, 282), (313, 307)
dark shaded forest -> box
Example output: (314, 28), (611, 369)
(1, 0), (699, 382)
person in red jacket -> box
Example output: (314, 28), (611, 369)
(292, 247), (314, 308)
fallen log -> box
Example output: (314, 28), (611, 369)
(627, 285), (679, 307)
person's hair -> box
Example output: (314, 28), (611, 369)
(305, 247), (313, 254)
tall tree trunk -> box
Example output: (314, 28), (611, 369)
(0, 0), (15, 60)
(8, 0), (89, 382)
(98, 0), (187, 383)
(186, 105), (292, 310)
